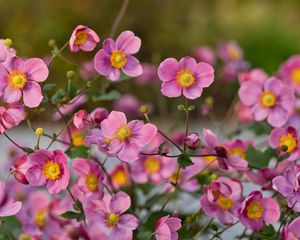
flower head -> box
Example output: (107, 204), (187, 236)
(0, 103), (25, 134)
(155, 215), (182, 240)
(279, 55), (300, 94)
(282, 216), (300, 240)
(158, 57), (214, 99)
(194, 46), (215, 65)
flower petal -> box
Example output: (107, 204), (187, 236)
(23, 81), (43, 108)
(24, 58), (49, 82)
(122, 55), (143, 77)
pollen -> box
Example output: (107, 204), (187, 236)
(115, 125), (132, 142)
(8, 70), (27, 90)
(85, 173), (98, 192)
(110, 50), (127, 69)
(144, 157), (161, 173)
(176, 69), (195, 88)
(228, 147), (246, 159)
(291, 68), (300, 84)
(259, 91), (277, 108)
(107, 213), (120, 228)
(279, 133), (297, 153)
(112, 170), (127, 185)
(217, 196), (234, 210)
(34, 209), (47, 229)
(228, 46), (241, 60)
(246, 200), (263, 220)
(74, 31), (88, 45)
(42, 161), (61, 180)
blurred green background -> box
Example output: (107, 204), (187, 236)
(1, 0), (300, 73)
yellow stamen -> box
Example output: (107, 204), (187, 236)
(144, 157), (161, 173)
(217, 196), (234, 210)
(228, 147), (246, 159)
(259, 91), (277, 108)
(110, 50), (127, 69)
(72, 131), (85, 147)
(228, 47), (241, 60)
(115, 125), (132, 142)
(34, 209), (47, 229)
(291, 68), (300, 84)
(74, 31), (88, 45)
(112, 170), (127, 185)
(279, 133), (297, 153)
(176, 69), (195, 88)
(42, 161), (61, 180)
(8, 70), (27, 90)
(107, 213), (119, 228)
(246, 200), (263, 220)
(85, 173), (98, 192)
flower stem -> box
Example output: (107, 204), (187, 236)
(109, 0), (130, 37)
(193, 218), (214, 240)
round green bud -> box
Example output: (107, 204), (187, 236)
(140, 105), (148, 114)
(48, 39), (56, 48)
(4, 38), (12, 47)
(205, 96), (214, 105)
(66, 70), (76, 79)
(35, 128), (44, 136)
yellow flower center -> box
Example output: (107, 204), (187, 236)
(34, 209), (47, 229)
(112, 170), (127, 185)
(42, 161), (61, 180)
(228, 46), (241, 60)
(74, 31), (88, 45)
(107, 213), (119, 228)
(204, 155), (216, 163)
(259, 91), (277, 108)
(115, 125), (132, 142)
(144, 157), (161, 173)
(279, 133), (297, 153)
(291, 68), (300, 84)
(176, 69), (195, 88)
(110, 50), (127, 69)
(8, 70), (27, 90)
(246, 200), (263, 220)
(217, 196), (234, 210)
(228, 147), (246, 159)
(72, 131), (85, 147)
(85, 173), (98, 192)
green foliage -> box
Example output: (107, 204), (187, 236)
(177, 153), (193, 169)
(65, 146), (89, 158)
(251, 224), (276, 240)
(92, 90), (121, 101)
(246, 146), (277, 168)
(61, 211), (85, 221)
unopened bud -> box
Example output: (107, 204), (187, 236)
(205, 96), (214, 105)
(48, 39), (56, 48)
(66, 70), (76, 80)
(4, 38), (12, 47)
(35, 128), (44, 136)
(210, 173), (218, 180)
(140, 105), (148, 114)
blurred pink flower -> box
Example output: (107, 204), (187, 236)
(282, 216), (300, 240)
(238, 68), (268, 84)
(73, 110), (93, 129)
(235, 102), (254, 123)
(185, 133), (200, 150)
(0, 181), (22, 217)
(10, 154), (30, 185)
(80, 60), (98, 80)
(0, 103), (25, 134)
(91, 107), (109, 128)
(136, 63), (157, 85)
(218, 40), (243, 62)
(194, 46), (215, 65)
(279, 55), (300, 94)
(155, 215), (182, 240)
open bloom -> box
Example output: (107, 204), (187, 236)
(85, 192), (139, 240)
(272, 165), (300, 211)
(239, 77), (295, 127)
(0, 181), (22, 217)
(26, 149), (70, 194)
(200, 177), (242, 225)
(0, 103), (25, 134)
(218, 40), (243, 62)
(203, 129), (248, 171)
(238, 191), (280, 231)
(238, 68), (268, 84)
(155, 215), (182, 240)
(100, 111), (157, 162)
(158, 57), (214, 99)
(268, 126), (300, 161)
(282, 216), (300, 240)
(69, 25), (100, 52)
(109, 164), (131, 190)
(72, 158), (104, 196)
(0, 57), (49, 108)
(94, 31), (142, 81)
(194, 46), (215, 65)
(279, 55), (300, 94)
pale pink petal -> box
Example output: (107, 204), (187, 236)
(94, 49), (111, 76)
(101, 111), (127, 138)
(268, 107), (289, 127)
(118, 141), (139, 162)
(119, 214), (139, 230)
(203, 128), (218, 149)
(251, 103), (269, 121)
(262, 197), (280, 223)
(72, 158), (91, 177)
(179, 57), (197, 72)
(23, 81), (43, 108)
(238, 81), (262, 106)
(183, 84), (203, 99)
(0, 200), (22, 217)
(122, 55), (142, 77)
(116, 31), (141, 54)
(2, 86), (22, 103)
(26, 166), (47, 186)
(110, 191), (131, 214)
(103, 38), (116, 55)
(195, 62), (214, 87)
(133, 123), (157, 146)
(161, 80), (182, 98)
(158, 58), (179, 82)
(24, 58), (49, 82)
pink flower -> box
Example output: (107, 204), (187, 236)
(113, 94), (140, 115)
(85, 192), (139, 240)
(238, 77), (295, 127)
(282, 216), (300, 240)
(0, 57), (49, 108)
(238, 68), (268, 84)
(0, 181), (22, 217)
(185, 133), (200, 150)
(109, 164), (131, 190)
(69, 25), (100, 52)
(272, 165), (300, 211)
(268, 126), (300, 161)
(94, 31), (142, 81)
(220, 61), (249, 82)
(0, 39), (16, 64)
(203, 129), (248, 171)
(80, 60), (98, 80)
(136, 63), (157, 85)
(193, 46), (215, 65)
(238, 191), (280, 231)
(72, 158), (104, 196)
(218, 40), (243, 62)
(200, 177), (242, 225)
(158, 57), (214, 99)
(235, 102), (253, 123)
(91, 107), (109, 127)
(0, 103), (25, 134)
(10, 154), (30, 184)
(26, 149), (70, 194)
(155, 215), (182, 240)
(100, 111), (157, 162)
(279, 55), (300, 94)
(73, 110), (93, 129)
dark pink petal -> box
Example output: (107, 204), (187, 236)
(262, 197), (280, 223)
(23, 81), (43, 108)
(158, 58), (179, 82)
(110, 191), (131, 214)
(122, 55), (142, 77)
(116, 31), (141, 54)
(6, 57), (24, 72)
(94, 49), (111, 76)
(161, 80), (182, 98)
(118, 141), (139, 162)
(29, 149), (52, 165)
(2, 86), (22, 103)
(268, 128), (286, 148)
(0, 182), (5, 204)
(24, 58), (49, 82)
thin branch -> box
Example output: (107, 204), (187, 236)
(109, 0), (130, 37)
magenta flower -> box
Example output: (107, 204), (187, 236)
(158, 57), (214, 99)
(73, 110), (93, 129)
(194, 46), (215, 65)
(100, 111), (157, 162)
(185, 133), (200, 150)
(26, 149), (70, 194)
(239, 77), (295, 127)
(69, 25), (100, 52)
(10, 154), (30, 185)
(235, 102), (254, 123)
(0, 103), (25, 134)
(200, 177), (242, 225)
(269, 126), (299, 161)
(91, 107), (108, 127)
(72, 158), (104, 196)
(0, 57), (48, 108)
(155, 215), (182, 240)
(238, 68), (268, 84)
(272, 165), (300, 211)
(94, 30), (142, 81)
(282, 216), (300, 240)
(0, 181), (22, 217)
(203, 129), (248, 171)
(238, 191), (280, 231)
(85, 192), (139, 240)
(279, 55), (300, 94)
(109, 164), (131, 190)
(218, 40), (243, 62)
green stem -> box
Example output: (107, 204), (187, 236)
(193, 218), (214, 240)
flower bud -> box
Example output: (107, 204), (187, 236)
(48, 39), (56, 48)
(4, 38), (12, 47)
(91, 107), (108, 126)
(73, 110), (93, 129)
(66, 70), (76, 80)
(140, 105), (148, 114)
(35, 127), (44, 136)
(185, 133), (200, 150)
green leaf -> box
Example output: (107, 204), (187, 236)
(92, 90), (121, 102)
(51, 88), (66, 102)
(246, 146), (276, 168)
(43, 83), (56, 91)
(118, 72), (131, 82)
(66, 146), (89, 158)
(177, 153), (193, 169)
(60, 211), (85, 221)
(249, 121), (272, 136)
